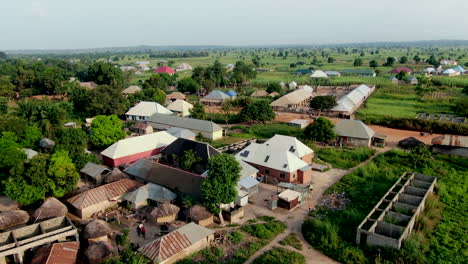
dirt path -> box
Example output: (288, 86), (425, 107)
(243, 149), (387, 264)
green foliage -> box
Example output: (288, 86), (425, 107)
(0, 97), (8, 114)
(452, 96), (468, 117)
(144, 73), (172, 90)
(20, 125), (42, 148)
(395, 70), (408, 81)
(229, 231), (243, 244)
(55, 128), (88, 159)
(231, 61), (257, 86)
(189, 102), (206, 119)
(231, 123), (302, 139)
(201, 154), (241, 214)
(116, 229), (129, 246)
(238, 100), (275, 123)
(303, 117), (336, 143)
(279, 233), (303, 250)
(74, 153), (99, 170)
(47, 150), (80, 197)
(315, 147), (376, 169)
(383, 56), (396, 66)
(414, 75), (433, 99)
(241, 220), (287, 240)
(87, 62), (125, 86)
(369, 60), (378, 68)
(0, 132), (26, 174)
(177, 77), (199, 94)
(309, 96), (337, 114)
(353, 58), (363, 67)
(0, 76), (16, 97)
(253, 247), (305, 264)
(90, 115), (125, 147)
(400, 56), (408, 63)
(180, 149), (201, 171)
(15, 100), (72, 134)
(266, 83), (282, 94)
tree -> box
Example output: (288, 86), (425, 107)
(309, 96), (337, 116)
(0, 97), (7, 114)
(414, 75), (432, 100)
(56, 128), (88, 159)
(369, 60), (378, 68)
(452, 97), (468, 117)
(90, 115), (125, 147)
(231, 61), (256, 86)
(221, 101), (233, 126)
(238, 100), (275, 123)
(327, 57), (335, 63)
(47, 151), (80, 197)
(177, 77), (199, 94)
(0, 76), (15, 97)
(87, 62), (125, 86)
(413, 55), (421, 63)
(73, 85), (129, 116)
(0, 51), (6, 59)
(180, 149), (201, 172)
(427, 55), (439, 67)
(353, 58), (363, 67)
(396, 71), (408, 81)
(303, 117), (336, 143)
(0, 132), (26, 172)
(383, 57), (396, 67)
(20, 125), (42, 148)
(400, 56), (408, 64)
(462, 86), (468, 95)
(266, 83), (282, 94)
(189, 102), (206, 119)
(201, 154), (241, 225)
(143, 74), (171, 90)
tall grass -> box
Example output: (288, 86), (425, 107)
(431, 76), (468, 88)
(315, 147), (376, 169)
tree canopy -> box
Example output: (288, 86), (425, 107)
(238, 100), (275, 123)
(303, 117), (336, 143)
(90, 115), (125, 148)
(189, 102), (206, 119)
(87, 62), (125, 87)
(266, 83), (282, 94)
(201, 154), (241, 215)
(177, 77), (199, 94)
(309, 96), (337, 115)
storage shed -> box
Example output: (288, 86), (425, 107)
(278, 189), (301, 210)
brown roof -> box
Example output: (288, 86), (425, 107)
(67, 179), (142, 210)
(150, 203), (180, 219)
(167, 92), (186, 100)
(79, 81), (98, 89)
(251, 90), (269, 97)
(85, 241), (117, 264)
(0, 210), (30, 230)
(132, 122), (151, 130)
(33, 198), (68, 222)
(431, 135), (468, 147)
(104, 168), (127, 184)
(46, 242), (80, 264)
(188, 204), (212, 221)
(140, 230), (191, 262)
(84, 219), (113, 239)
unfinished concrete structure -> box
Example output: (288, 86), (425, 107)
(356, 172), (436, 249)
(0, 217), (79, 264)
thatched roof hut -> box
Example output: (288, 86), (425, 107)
(188, 204), (213, 227)
(32, 198), (68, 222)
(85, 241), (117, 264)
(0, 196), (19, 212)
(83, 219), (113, 240)
(0, 210), (30, 230)
(104, 168), (127, 184)
(149, 203), (180, 224)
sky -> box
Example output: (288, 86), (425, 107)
(1, 0), (467, 50)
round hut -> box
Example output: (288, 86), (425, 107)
(85, 241), (117, 264)
(32, 197), (68, 222)
(0, 210), (30, 230)
(188, 204), (213, 227)
(149, 203), (180, 224)
(83, 219), (113, 243)
(104, 168), (126, 184)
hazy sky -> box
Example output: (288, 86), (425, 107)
(1, 0), (467, 50)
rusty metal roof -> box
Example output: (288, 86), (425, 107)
(45, 242), (80, 264)
(432, 135), (468, 147)
(67, 179), (142, 209)
(139, 222), (213, 263)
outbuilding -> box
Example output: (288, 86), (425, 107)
(149, 203), (180, 224)
(80, 162), (111, 184)
(278, 189), (301, 210)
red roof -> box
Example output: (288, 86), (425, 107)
(46, 242), (80, 264)
(154, 66), (175, 74)
(388, 67), (412, 74)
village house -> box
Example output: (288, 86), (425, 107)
(147, 114), (224, 140)
(270, 86), (313, 111)
(80, 162), (111, 184)
(79, 81), (98, 89)
(30, 241), (80, 264)
(67, 179), (142, 219)
(310, 70), (328, 78)
(431, 135), (468, 157)
(295, 69), (312, 75)
(166, 127), (196, 140)
(200, 90), (231, 105)
(154, 66), (175, 75)
(440, 59), (457, 66)
(342, 69), (376, 77)
(139, 222), (214, 264)
(250, 90), (270, 97)
(130, 122), (154, 135)
(324, 70), (341, 77)
(388, 67), (412, 74)
(126, 101), (173, 121)
(122, 183), (177, 210)
(236, 135), (314, 184)
(176, 63), (193, 71)
(330, 84), (375, 118)
(167, 99), (193, 117)
(100, 131), (177, 167)
(166, 92), (186, 102)
(122, 85), (142, 95)
(334, 119), (386, 147)
(148, 203), (180, 224)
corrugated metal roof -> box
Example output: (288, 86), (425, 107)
(167, 99), (193, 116)
(122, 85), (142, 94)
(148, 114), (223, 132)
(126, 101), (173, 117)
(278, 189), (301, 202)
(334, 119), (375, 139)
(270, 87), (313, 107)
(166, 127), (196, 139)
(310, 70), (328, 78)
(45, 242), (80, 264)
(100, 131), (177, 159)
(238, 177), (259, 190)
(202, 90), (230, 100)
(331, 84), (373, 113)
(122, 183), (177, 204)
(139, 223), (213, 263)
(67, 179), (142, 209)
(80, 162), (110, 178)
(431, 135), (468, 147)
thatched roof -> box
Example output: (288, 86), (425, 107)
(84, 219), (112, 239)
(33, 198), (68, 221)
(85, 241), (117, 264)
(0, 196), (19, 212)
(0, 210), (30, 230)
(104, 168), (127, 184)
(150, 203), (180, 219)
(188, 204), (212, 221)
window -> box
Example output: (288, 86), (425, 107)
(265, 169), (270, 175)
(280, 173), (285, 179)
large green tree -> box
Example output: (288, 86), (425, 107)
(309, 96), (337, 116)
(189, 102), (206, 119)
(452, 97), (468, 117)
(47, 151), (80, 197)
(87, 62), (125, 86)
(266, 83), (282, 94)
(143, 73), (171, 90)
(56, 128), (88, 159)
(201, 154), (241, 224)
(0, 97), (7, 114)
(414, 75), (433, 100)
(238, 100), (275, 123)
(369, 60), (378, 68)
(353, 58), (363, 67)
(303, 117), (336, 143)
(90, 115), (125, 147)
(0, 76), (15, 97)
(177, 77), (199, 94)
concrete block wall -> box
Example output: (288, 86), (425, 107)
(356, 172), (436, 249)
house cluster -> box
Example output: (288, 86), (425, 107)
(295, 68), (376, 78)
(423, 65), (466, 76)
(117, 62), (194, 75)
(200, 89), (237, 105)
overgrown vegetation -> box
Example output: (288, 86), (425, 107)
(314, 147), (376, 169)
(279, 233), (303, 250)
(302, 149), (468, 263)
(253, 247), (305, 264)
(230, 123), (302, 139)
(241, 219), (287, 240)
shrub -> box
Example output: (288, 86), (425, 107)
(253, 247), (305, 264)
(315, 147), (376, 169)
(241, 220), (287, 240)
(229, 231), (243, 244)
(279, 233), (303, 250)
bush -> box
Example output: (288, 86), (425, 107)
(241, 220), (287, 240)
(279, 233), (303, 250)
(253, 247), (305, 264)
(229, 231), (243, 244)
(315, 147), (376, 169)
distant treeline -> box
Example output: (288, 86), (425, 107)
(363, 116), (468, 135)
(149, 51), (209, 58)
